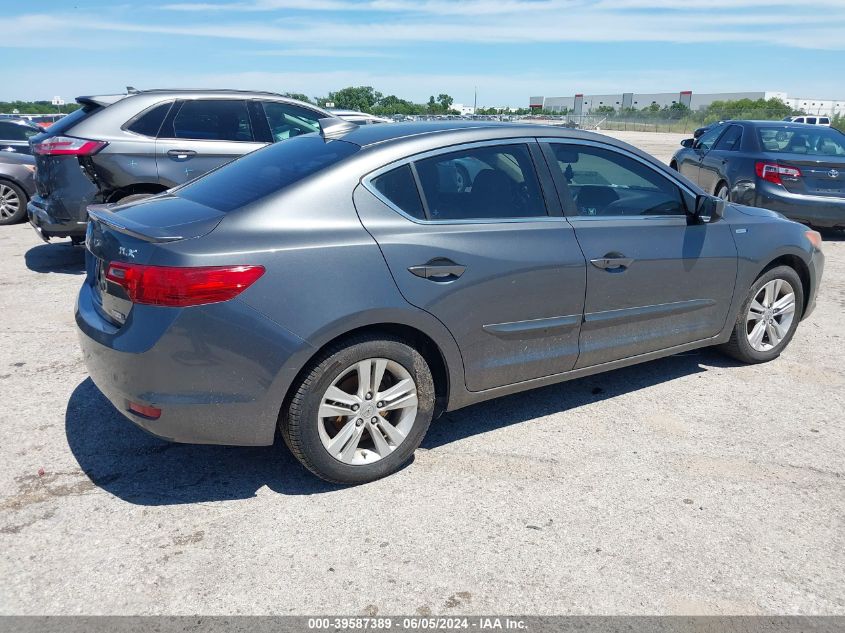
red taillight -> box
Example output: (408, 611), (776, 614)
(128, 402), (161, 420)
(32, 135), (107, 156)
(105, 262), (265, 307)
(755, 162), (801, 185)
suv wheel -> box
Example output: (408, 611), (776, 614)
(0, 181), (27, 225)
(719, 266), (803, 363)
(281, 335), (435, 484)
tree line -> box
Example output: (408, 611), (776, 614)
(3, 92), (843, 132)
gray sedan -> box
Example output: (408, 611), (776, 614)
(0, 152), (36, 225)
(77, 121), (824, 484)
(671, 120), (845, 230)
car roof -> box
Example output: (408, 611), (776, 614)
(76, 89), (330, 111)
(0, 118), (40, 128)
(337, 120), (617, 148)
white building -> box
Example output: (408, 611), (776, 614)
(529, 91), (843, 116)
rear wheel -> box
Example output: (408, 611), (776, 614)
(718, 266), (803, 363)
(0, 180), (27, 225)
(281, 335), (435, 484)
(715, 182), (730, 201)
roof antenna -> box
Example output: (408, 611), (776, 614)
(318, 116), (358, 140)
(126, 86), (138, 94)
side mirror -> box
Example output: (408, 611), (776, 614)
(694, 194), (725, 223)
(680, 138), (694, 148)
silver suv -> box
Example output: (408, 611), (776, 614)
(27, 89), (331, 242)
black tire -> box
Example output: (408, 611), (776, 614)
(669, 161), (679, 172)
(455, 164), (471, 192)
(718, 265), (804, 364)
(0, 180), (28, 225)
(281, 335), (435, 484)
(715, 181), (730, 201)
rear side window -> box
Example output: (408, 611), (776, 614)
(412, 144), (546, 221)
(714, 125), (743, 151)
(176, 135), (359, 212)
(167, 100), (254, 142)
(371, 164), (425, 220)
(126, 101), (173, 137)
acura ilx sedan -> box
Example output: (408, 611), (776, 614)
(78, 120), (824, 484)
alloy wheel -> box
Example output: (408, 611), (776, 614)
(746, 278), (796, 352)
(317, 358), (419, 465)
(0, 184), (20, 219)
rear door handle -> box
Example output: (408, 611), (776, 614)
(590, 255), (634, 271)
(408, 258), (466, 281)
(166, 149), (197, 160)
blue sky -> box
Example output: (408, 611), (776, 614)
(3, 0), (845, 107)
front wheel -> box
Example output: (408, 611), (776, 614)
(281, 335), (435, 484)
(0, 180), (27, 225)
(715, 182), (730, 201)
(718, 266), (804, 363)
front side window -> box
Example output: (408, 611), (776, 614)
(168, 100), (254, 142)
(695, 124), (726, 151)
(550, 143), (685, 217)
(262, 102), (320, 142)
(412, 144), (547, 221)
(714, 125), (743, 151)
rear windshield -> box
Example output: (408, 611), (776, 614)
(45, 104), (101, 135)
(758, 126), (845, 156)
(175, 134), (359, 212)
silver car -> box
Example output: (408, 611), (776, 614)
(27, 89), (331, 243)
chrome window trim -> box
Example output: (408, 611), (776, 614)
(361, 137), (558, 225)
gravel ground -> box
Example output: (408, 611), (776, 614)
(1, 131), (843, 616)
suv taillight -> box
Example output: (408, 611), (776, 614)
(755, 162), (801, 185)
(105, 262), (265, 307)
(32, 135), (107, 156)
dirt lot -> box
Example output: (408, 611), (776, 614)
(1, 131), (843, 615)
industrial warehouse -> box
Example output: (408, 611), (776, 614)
(529, 90), (845, 116)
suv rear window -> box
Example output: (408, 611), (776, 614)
(44, 104), (100, 135)
(175, 135), (359, 212)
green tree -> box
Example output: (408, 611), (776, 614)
(323, 86), (383, 113)
(281, 92), (313, 104)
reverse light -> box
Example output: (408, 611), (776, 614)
(32, 135), (107, 156)
(105, 262), (265, 307)
(128, 402), (161, 420)
(755, 162), (801, 185)
(805, 230), (823, 250)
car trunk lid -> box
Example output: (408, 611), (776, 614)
(780, 157), (845, 198)
(86, 196), (226, 326)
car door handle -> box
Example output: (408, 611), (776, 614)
(590, 255), (634, 271)
(166, 149), (197, 160)
(408, 258), (466, 281)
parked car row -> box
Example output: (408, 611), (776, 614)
(672, 120), (845, 230)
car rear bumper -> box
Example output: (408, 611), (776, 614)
(76, 279), (312, 446)
(756, 185), (845, 229)
(27, 195), (89, 240)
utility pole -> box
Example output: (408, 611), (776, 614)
(473, 87), (477, 114)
